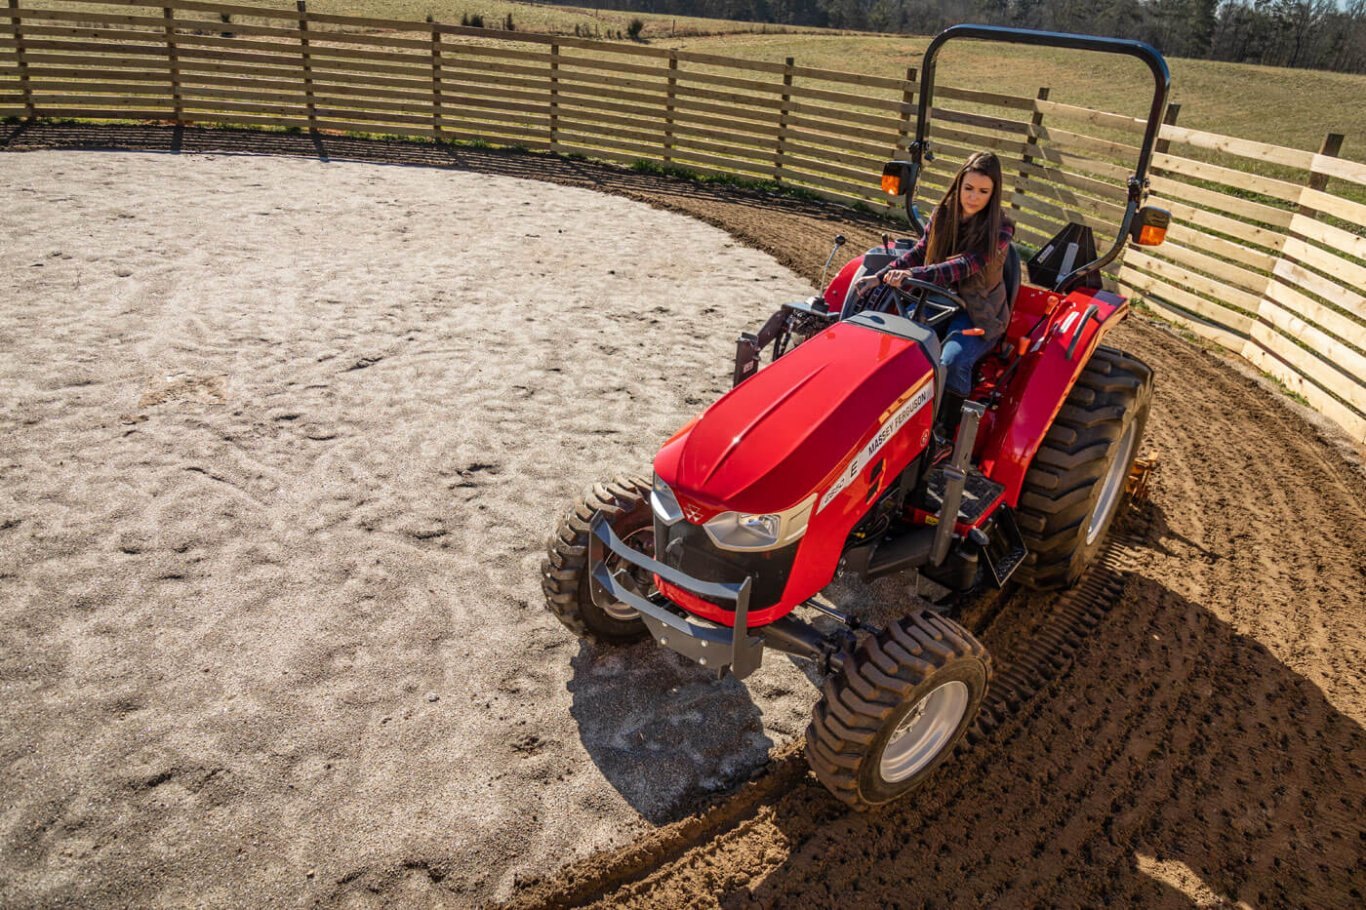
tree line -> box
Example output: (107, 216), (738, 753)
(558, 0), (1366, 73)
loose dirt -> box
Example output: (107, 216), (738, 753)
(3, 124), (1363, 910)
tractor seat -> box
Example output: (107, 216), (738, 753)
(1003, 242), (1021, 312)
(971, 244), (1024, 396)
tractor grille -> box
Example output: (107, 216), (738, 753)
(654, 517), (799, 613)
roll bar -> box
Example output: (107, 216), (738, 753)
(903, 25), (1172, 293)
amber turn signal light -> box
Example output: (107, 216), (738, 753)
(1130, 205), (1171, 247)
(881, 160), (913, 197)
(1136, 224), (1167, 246)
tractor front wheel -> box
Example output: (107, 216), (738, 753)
(542, 476), (654, 644)
(805, 610), (990, 811)
(1015, 345), (1153, 590)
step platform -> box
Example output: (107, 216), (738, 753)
(924, 466), (1028, 587)
(924, 466), (1007, 526)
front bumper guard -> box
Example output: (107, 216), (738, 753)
(588, 512), (764, 680)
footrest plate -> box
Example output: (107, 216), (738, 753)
(925, 467), (1007, 526)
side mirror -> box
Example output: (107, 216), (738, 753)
(881, 160), (915, 197)
(1130, 206), (1171, 246)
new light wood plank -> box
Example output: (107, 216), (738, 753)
(1273, 255), (1366, 321)
(1264, 273), (1366, 349)
(1154, 197), (1290, 256)
(785, 98), (902, 133)
(1288, 212), (1366, 262)
(1117, 277), (1250, 349)
(1163, 221), (1278, 270)
(1148, 174), (1294, 228)
(1158, 124), (1316, 169)
(1126, 248), (1263, 315)
(672, 48), (786, 75)
(1152, 151), (1303, 203)
(1035, 123), (1141, 161)
(787, 64), (908, 92)
(1295, 186), (1366, 225)
(1243, 321), (1366, 415)
(1146, 239), (1271, 297)
(1116, 267), (1254, 335)
(1310, 153), (1366, 186)
(1034, 98), (1144, 134)
(1282, 237), (1366, 293)
(1242, 336), (1366, 442)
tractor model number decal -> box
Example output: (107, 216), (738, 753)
(818, 378), (934, 514)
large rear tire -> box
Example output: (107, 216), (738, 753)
(1015, 346), (1153, 590)
(541, 476), (654, 644)
(805, 610), (990, 811)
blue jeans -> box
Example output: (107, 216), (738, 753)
(940, 309), (993, 396)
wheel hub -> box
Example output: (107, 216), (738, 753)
(1087, 421), (1138, 545)
(879, 680), (970, 783)
(602, 526), (654, 622)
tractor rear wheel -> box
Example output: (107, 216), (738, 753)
(542, 476), (653, 644)
(805, 610), (990, 811)
(1015, 345), (1153, 590)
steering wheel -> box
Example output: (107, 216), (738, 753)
(863, 278), (967, 330)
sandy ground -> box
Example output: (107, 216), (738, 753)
(0, 149), (821, 908)
(2, 129), (1364, 910)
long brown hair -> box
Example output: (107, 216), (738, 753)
(923, 151), (1005, 266)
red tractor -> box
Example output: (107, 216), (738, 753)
(544, 25), (1172, 810)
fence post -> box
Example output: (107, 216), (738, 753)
(893, 66), (916, 157)
(1297, 132), (1344, 217)
(1013, 86), (1048, 215)
(296, 0), (315, 130)
(772, 56), (793, 184)
(1154, 102), (1180, 156)
(7, 0), (33, 119)
(163, 6), (182, 123)
(430, 22), (443, 139)
(549, 42), (560, 153)
(663, 50), (677, 164)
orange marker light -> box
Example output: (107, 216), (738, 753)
(881, 174), (902, 196)
(1137, 224), (1167, 246)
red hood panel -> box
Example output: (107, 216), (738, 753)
(656, 320), (935, 515)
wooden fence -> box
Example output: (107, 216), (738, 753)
(1, 0), (1362, 442)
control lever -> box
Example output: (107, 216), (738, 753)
(818, 234), (846, 290)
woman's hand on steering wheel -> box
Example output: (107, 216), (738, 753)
(883, 269), (915, 290)
(877, 276), (969, 327)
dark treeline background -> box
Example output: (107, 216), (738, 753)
(560, 0), (1366, 73)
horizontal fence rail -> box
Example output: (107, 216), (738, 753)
(1, 0), (1362, 442)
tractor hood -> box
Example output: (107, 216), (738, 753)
(655, 316), (938, 519)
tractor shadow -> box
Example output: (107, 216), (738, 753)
(717, 518), (1366, 908)
(566, 639), (777, 825)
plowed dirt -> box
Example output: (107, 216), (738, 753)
(4, 124), (1363, 910)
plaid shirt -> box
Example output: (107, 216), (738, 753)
(875, 212), (1016, 289)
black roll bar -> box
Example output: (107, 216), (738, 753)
(905, 24), (1172, 293)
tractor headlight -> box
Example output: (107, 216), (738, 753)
(651, 474), (684, 526)
(704, 494), (816, 552)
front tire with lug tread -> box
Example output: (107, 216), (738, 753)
(805, 609), (990, 811)
(542, 475), (653, 645)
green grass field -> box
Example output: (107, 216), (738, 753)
(13, 0), (1366, 166)
(298, 2), (1365, 162)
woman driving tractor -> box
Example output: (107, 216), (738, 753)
(855, 151), (1015, 448)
